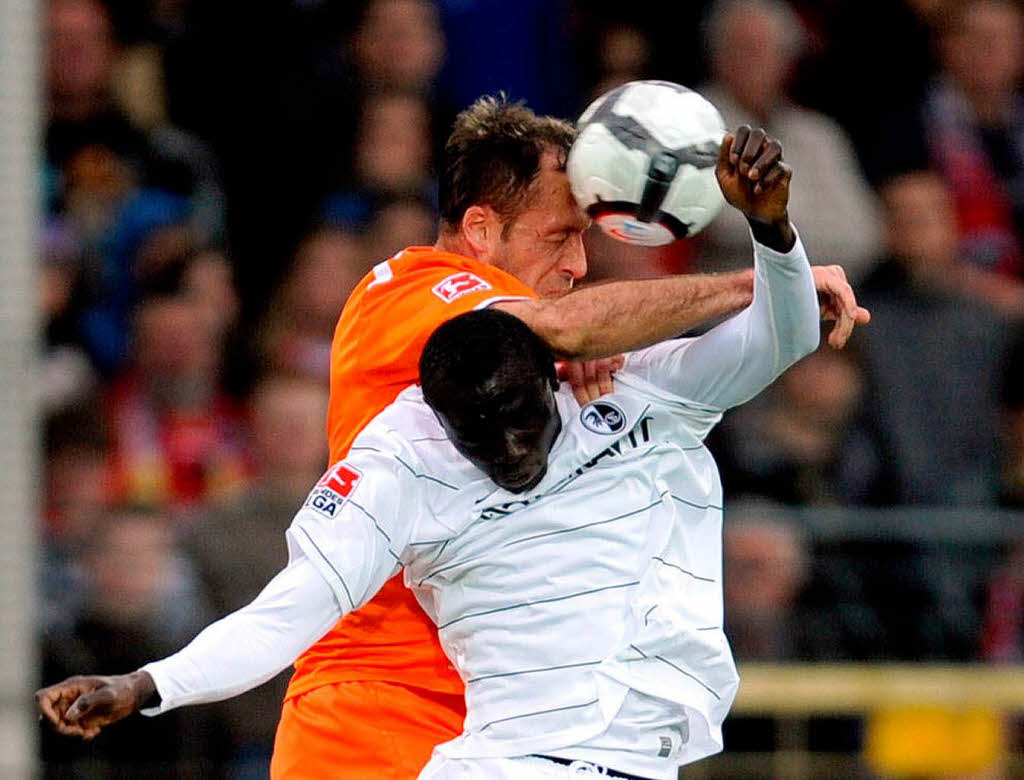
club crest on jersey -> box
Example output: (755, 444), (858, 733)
(580, 401), (627, 434)
(432, 272), (491, 303)
(306, 462), (362, 518)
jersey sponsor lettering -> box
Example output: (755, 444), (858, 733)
(432, 272), (492, 303)
(479, 416), (654, 520)
(306, 462), (363, 518)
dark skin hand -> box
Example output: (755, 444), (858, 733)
(718, 125), (870, 347)
(36, 670), (157, 740)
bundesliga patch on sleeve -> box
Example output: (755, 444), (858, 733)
(306, 462), (362, 518)
(432, 272), (491, 303)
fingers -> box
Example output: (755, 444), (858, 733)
(723, 125), (787, 192)
(564, 357), (623, 405)
(66, 688), (108, 723)
(36, 687), (92, 738)
(738, 127), (767, 176)
(754, 161), (791, 195)
(810, 264), (871, 348)
(827, 309), (856, 349)
(748, 139), (781, 181)
(718, 133), (735, 168)
(564, 362), (589, 406)
(729, 125), (750, 166)
(582, 360), (602, 403)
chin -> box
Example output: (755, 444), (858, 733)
(497, 466), (547, 493)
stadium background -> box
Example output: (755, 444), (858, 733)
(0, 0), (1022, 776)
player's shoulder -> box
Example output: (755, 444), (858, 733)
(350, 385), (437, 453)
(357, 247), (535, 304)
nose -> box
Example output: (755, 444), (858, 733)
(502, 430), (532, 461)
(561, 234), (587, 282)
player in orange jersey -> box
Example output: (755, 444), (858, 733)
(37, 99), (866, 778)
(271, 101), (867, 778)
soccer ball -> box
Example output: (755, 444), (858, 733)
(568, 80), (726, 247)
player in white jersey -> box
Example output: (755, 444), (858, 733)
(38, 129), (823, 778)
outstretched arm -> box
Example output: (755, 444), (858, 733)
(498, 270), (755, 360)
(36, 553), (340, 738)
(37, 445), (422, 739)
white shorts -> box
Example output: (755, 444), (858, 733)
(419, 754), (619, 779)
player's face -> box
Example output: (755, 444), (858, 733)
(491, 150), (590, 297)
(437, 377), (562, 493)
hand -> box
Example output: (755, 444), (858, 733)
(36, 671), (155, 739)
(717, 125), (791, 224)
(557, 355), (625, 406)
(812, 265), (871, 348)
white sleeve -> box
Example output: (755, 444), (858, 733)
(139, 432), (426, 716)
(285, 433), (424, 616)
(140, 549), (340, 715)
(624, 228), (819, 411)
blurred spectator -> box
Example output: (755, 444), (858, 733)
(849, 171), (1016, 505)
(587, 24), (653, 98)
(349, 0), (445, 95)
(321, 92), (437, 229)
(875, 0), (1024, 280)
(107, 268), (251, 508)
(185, 377), (329, 772)
(364, 196), (438, 263)
(40, 509), (225, 778)
(697, 0), (884, 282)
(721, 510), (873, 755)
(791, 0), (939, 158)
(723, 510), (881, 660)
(45, 0), (224, 375)
(259, 227), (366, 382)
(41, 399), (115, 632)
(981, 539), (1024, 661)
(1004, 326), (1024, 504)
(713, 338), (873, 505)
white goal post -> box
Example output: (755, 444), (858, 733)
(0, 0), (40, 775)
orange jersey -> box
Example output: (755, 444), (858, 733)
(286, 247), (537, 700)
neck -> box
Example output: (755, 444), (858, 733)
(434, 229), (470, 257)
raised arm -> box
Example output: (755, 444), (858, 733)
(623, 129), (822, 412)
(496, 126), (867, 360)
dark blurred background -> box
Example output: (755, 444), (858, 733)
(37, 0), (1024, 777)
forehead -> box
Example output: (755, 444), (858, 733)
(515, 150), (589, 232)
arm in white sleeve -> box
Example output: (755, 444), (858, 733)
(624, 227), (819, 410)
(139, 436), (423, 716)
(140, 550), (340, 715)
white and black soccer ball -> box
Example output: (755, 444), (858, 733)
(568, 80), (726, 247)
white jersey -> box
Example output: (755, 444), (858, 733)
(142, 232), (818, 777)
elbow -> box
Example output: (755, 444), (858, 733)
(530, 305), (589, 359)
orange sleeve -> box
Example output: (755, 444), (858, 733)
(326, 248), (537, 463)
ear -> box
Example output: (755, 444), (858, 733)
(461, 205), (502, 261)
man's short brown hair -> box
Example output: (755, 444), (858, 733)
(439, 95), (576, 232)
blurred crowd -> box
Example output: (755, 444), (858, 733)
(37, 0), (1024, 775)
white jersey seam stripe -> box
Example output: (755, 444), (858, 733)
(467, 659), (604, 684)
(478, 698), (601, 732)
(628, 644), (721, 700)
(498, 493), (667, 549)
(669, 494), (722, 511)
(651, 556), (716, 583)
(438, 580), (640, 630)
(296, 526), (355, 611)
